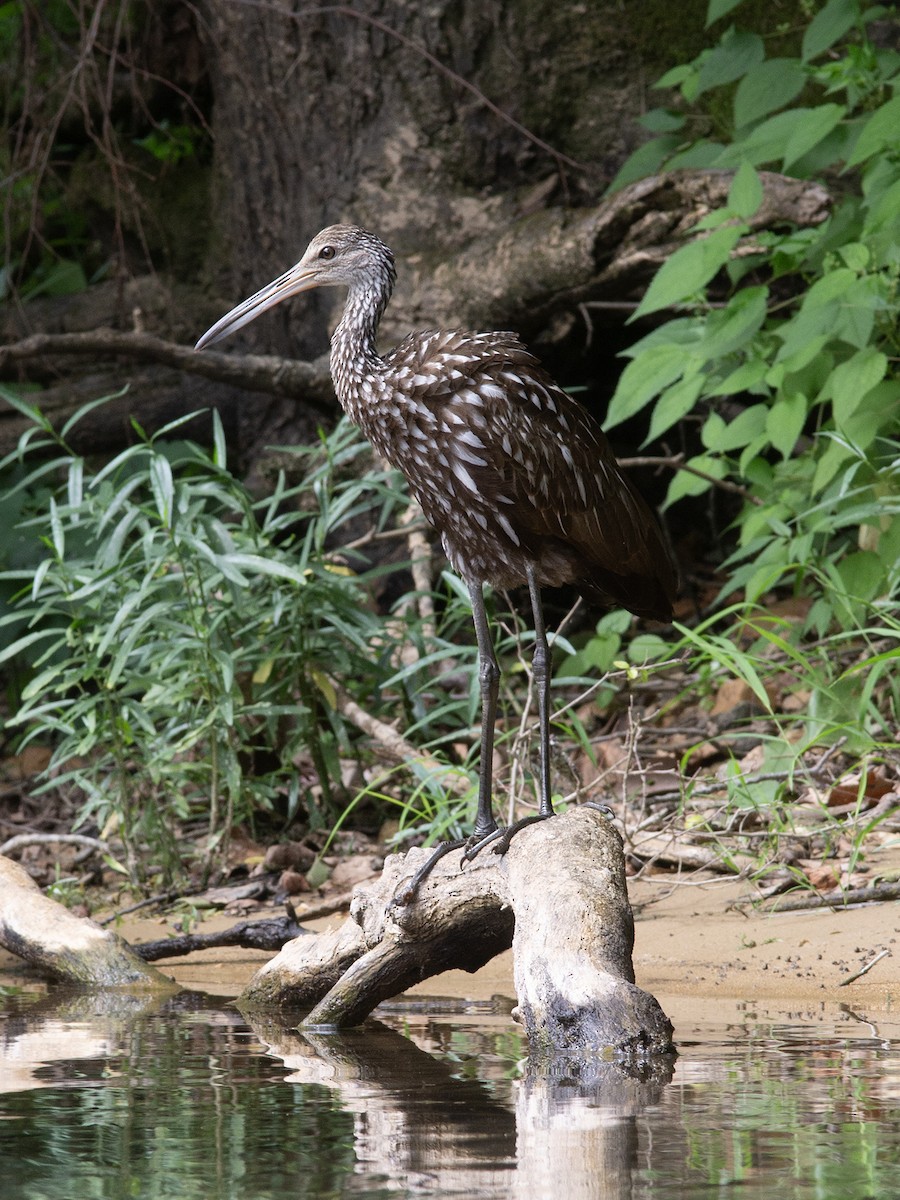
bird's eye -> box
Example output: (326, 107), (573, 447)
(318, 245), (335, 260)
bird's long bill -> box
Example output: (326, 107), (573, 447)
(194, 262), (319, 350)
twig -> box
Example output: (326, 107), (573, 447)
(0, 832), (109, 856)
(766, 881), (900, 913)
(617, 453), (764, 506)
(401, 500), (436, 638)
(99, 888), (196, 925)
(838, 948), (890, 987)
(327, 677), (471, 795)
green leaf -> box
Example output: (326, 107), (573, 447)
(604, 344), (688, 429)
(802, 0), (860, 61)
(733, 59), (806, 128)
(606, 135), (682, 193)
(639, 108), (685, 133)
(634, 225), (743, 318)
(698, 285), (768, 359)
(845, 94), (900, 167)
(826, 346), (888, 424)
(222, 553), (310, 585)
(708, 357), (768, 396)
(212, 409), (227, 470)
(766, 391), (807, 459)
(0, 628), (61, 668)
(696, 30), (765, 96)
(664, 453), (727, 506)
(706, 0), (746, 25)
(150, 454), (175, 528)
(783, 104), (845, 170)
(646, 373), (705, 442)
(715, 105), (844, 169)
(727, 162), (764, 218)
(702, 404), (767, 452)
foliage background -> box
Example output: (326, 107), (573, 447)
(0, 0), (898, 893)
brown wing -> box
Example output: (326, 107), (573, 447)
(385, 329), (676, 620)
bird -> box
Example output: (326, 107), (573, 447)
(195, 224), (676, 889)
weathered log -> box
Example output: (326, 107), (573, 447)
(0, 855), (177, 990)
(241, 807), (674, 1059)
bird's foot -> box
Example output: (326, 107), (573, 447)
(462, 811), (554, 862)
(390, 837), (468, 909)
(583, 802), (614, 818)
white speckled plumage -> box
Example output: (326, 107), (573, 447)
(196, 223), (676, 853)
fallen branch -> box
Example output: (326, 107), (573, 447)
(134, 914), (305, 961)
(765, 880), (900, 912)
(0, 329), (335, 410)
(0, 854), (175, 989)
(0, 832), (109, 856)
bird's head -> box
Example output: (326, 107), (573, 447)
(195, 224), (395, 351)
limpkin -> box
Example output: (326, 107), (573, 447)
(196, 224), (676, 883)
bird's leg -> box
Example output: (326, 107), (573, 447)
(468, 578), (501, 840)
(391, 579), (499, 907)
(527, 561), (554, 820)
(463, 563), (556, 861)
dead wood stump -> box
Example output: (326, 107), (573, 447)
(240, 807), (674, 1059)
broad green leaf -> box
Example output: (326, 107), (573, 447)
(698, 285), (768, 359)
(846, 94), (900, 167)
(708, 357), (768, 396)
(733, 59), (806, 128)
(654, 63), (695, 90)
(702, 404), (767, 452)
(772, 334), (830, 375)
(863, 176), (900, 236)
(638, 108), (685, 133)
(646, 373), (705, 442)
(604, 344), (688, 429)
(715, 105), (844, 169)
(783, 104), (845, 170)
(706, 0), (746, 25)
(827, 347), (888, 425)
(664, 453), (727, 506)
(727, 162), (764, 219)
(634, 225), (743, 319)
(802, 0), (860, 61)
(811, 434), (854, 494)
(766, 391), (807, 459)
(606, 135), (682, 193)
(696, 30), (764, 96)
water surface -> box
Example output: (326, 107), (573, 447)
(0, 988), (897, 1199)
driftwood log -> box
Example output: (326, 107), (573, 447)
(0, 855), (176, 990)
(241, 807), (674, 1060)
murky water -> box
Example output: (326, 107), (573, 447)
(0, 988), (898, 1199)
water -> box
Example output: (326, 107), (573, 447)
(0, 988), (898, 1199)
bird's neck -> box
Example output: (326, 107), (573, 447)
(330, 279), (392, 430)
